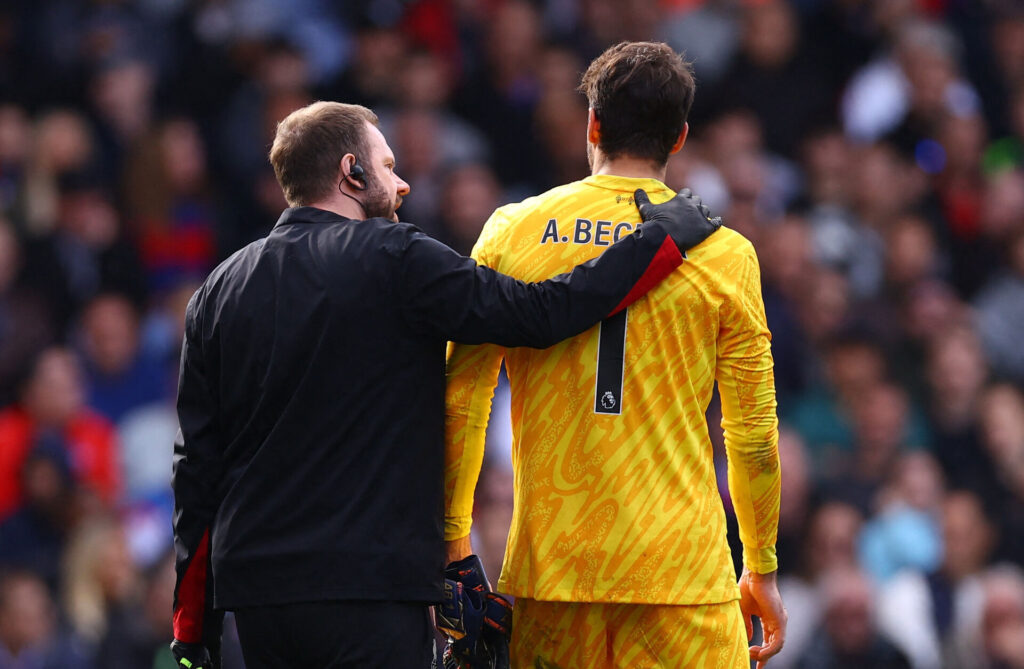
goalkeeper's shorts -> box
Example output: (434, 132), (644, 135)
(510, 598), (747, 669)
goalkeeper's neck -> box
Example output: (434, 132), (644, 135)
(592, 154), (669, 182)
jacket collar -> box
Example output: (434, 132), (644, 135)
(274, 207), (353, 228)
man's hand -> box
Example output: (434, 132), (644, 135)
(635, 188), (722, 253)
(739, 568), (787, 669)
(170, 639), (213, 669)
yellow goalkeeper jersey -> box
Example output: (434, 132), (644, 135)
(444, 173), (780, 605)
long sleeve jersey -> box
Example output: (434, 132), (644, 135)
(445, 175), (781, 605)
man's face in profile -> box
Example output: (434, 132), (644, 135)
(360, 123), (410, 222)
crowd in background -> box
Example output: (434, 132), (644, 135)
(1, 0), (1024, 667)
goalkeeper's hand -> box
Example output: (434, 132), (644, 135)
(170, 639), (213, 669)
(435, 554), (513, 669)
(739, 568), (787, 669)
(635, 187), (722, 253)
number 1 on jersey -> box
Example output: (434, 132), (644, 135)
(594, 308), (627, 414)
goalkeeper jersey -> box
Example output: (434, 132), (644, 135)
(444, 174), (781, 605)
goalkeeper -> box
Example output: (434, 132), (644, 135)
(444, 42), (786, 668)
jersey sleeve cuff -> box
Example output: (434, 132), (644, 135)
(743, 545), (778, 574)
(444, 516), (473, 541)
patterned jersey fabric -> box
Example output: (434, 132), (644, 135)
(445, 174), (781, 604)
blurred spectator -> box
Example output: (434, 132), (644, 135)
(774, 501), (864, 668)
(116, 284), (196, 506)
(977, 383), (1024, 565)
(788, 334), (892, 468)
(794, 268), (853, 347)
(709, 0), (836, 158)
(822, 381), (925, 514)
(454, 0), (546, 193)
(0, 570), (91, 668)
(843, 19), (980, 148)
(326, 25), (407, 110)
(980, 565), (1024, 669)
(61, 517), (139, 647)
(975, 230), (1024, 383)
(801, 0), (882, 89)
(660, 0), (741, 84)
(534, 90), (591, 188)
(437, 163), (502, 256)
(0, 105), (30, 218)
(88, 58), (157, 181)
(924, 324), (995, 491)
(876, 490), (994, 669)
(77, 293), (170, 424)
(93, 549), (174, 668)
(859, 452), (944, 582)
(758, 215), (814, 400)
(20, 171), (146, 332)
(775, 426), (814, 574)
(0, 443), (80, 591)
(0, 347), (119, 521)
(849, 141), (928, 235)
(700, 109), (801, 223)
(801, 127), (855, 210)
(122, 117), (221, 293)
(988, 9), (1024, 104)
(217, 39), (313, 245)
(806, 203), (884, 300)
(934, 112), (986, 247)
(20, 110), (96, 236)
(948, 167), (1024, 296)
(795, 566), (911, 669)
(899, 279), (971, 352)
(0, 219), (54, 406)
(382, 106), (487, 234)
(573, 0), (660, 52)
(884, 214), (945, 294)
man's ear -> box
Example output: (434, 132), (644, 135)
(340, 153), (357, 177)
(669, 122), (689, 155)
(587, 108), (601, 145)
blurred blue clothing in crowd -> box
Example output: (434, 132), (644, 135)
(83, 351), (169, 424)
(860, 503), (942, 582)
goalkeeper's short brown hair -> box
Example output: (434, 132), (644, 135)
(579, 42), (695, 166)
(269, 101), (378, 207)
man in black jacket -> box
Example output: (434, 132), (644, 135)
(170, 101), (719, 668)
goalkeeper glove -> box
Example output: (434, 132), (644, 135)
(435, 555), (513, 669)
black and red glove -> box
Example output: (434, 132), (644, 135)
(435, 555), (513, 669)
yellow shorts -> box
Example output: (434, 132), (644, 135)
(510, 598), (748, 669)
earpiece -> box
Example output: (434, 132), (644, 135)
(338, 159), (369, 215)
(348, 164), (366, 190)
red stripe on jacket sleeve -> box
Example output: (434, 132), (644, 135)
(173, 528), (210, 643)
(608, 235), (683, 316)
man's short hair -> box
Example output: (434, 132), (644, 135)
(579, 42), (695, 166)
(269, 102), (379, 207)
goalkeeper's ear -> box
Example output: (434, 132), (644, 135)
(669, 122), (689, 155)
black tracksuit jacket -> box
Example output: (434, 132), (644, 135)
(171, 206), (682, 644)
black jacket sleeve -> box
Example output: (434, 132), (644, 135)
(397, 220), (682, 347)
(171, 290), (225, 655)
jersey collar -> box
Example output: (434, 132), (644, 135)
(582, 174), (672, 197)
